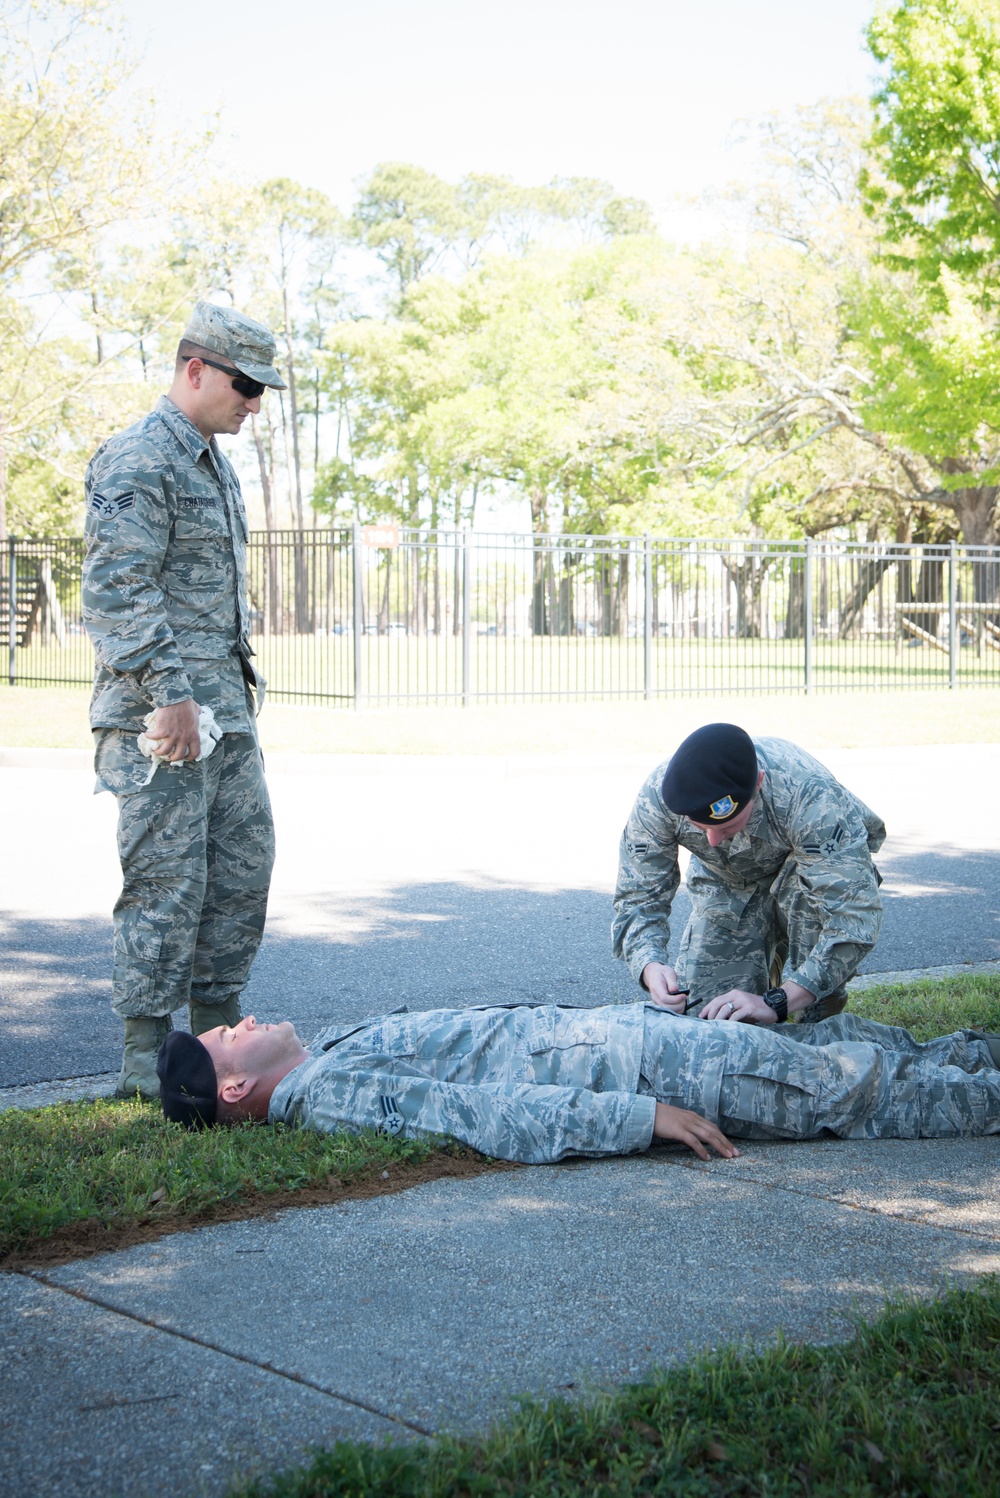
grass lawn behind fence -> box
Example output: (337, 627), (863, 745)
(1, 682), (998, 755)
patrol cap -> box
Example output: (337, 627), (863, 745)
(157, 1030), (218, 1129)
(662, 723), (758, 824)
(182, 300), (287, 390)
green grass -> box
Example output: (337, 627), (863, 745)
(0, 1098), (473, 1263)
(848, 971), (1000, 1037)
(232, 1279), (1000, 1497)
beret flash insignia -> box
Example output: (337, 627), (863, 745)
(709, 794), (737, 820)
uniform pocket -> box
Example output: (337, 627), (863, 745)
(94, 729), (150, 797)
(112, 921), (164, 1010)
(528, 1009), (611, 1052)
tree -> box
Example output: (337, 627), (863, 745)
(863, 0), (1000, 295)
(849, 0), (1000, 557)
(0, 0), (200, 536)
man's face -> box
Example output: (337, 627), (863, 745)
(689, 771), (765, 847)
(191, 359), (262, 437)
(199, 1015), (305, 1081)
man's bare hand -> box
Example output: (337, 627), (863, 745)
(699, 989), (775, 1024)
(145, 699), (200, 763)
(652, 1102), (738, 1160)
(641, 962), (687, 1011)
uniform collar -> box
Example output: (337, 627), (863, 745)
(154, 395), (221, 469)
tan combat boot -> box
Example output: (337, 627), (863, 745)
(115, 1015), (173, 1100)
(189, 995), (241, 1037)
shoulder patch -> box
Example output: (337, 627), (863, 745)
(803, 824), (846, 858)
(90, 491), (136, 520)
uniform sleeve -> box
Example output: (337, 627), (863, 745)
(82, 460), (193, 709)
(783, 783), (884, 998)
(612, 769), (682, 985)
(276, 1067), (656, 1164)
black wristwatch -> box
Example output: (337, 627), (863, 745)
(762, 987), (788, 1024)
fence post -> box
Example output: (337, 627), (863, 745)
(352, 523), (364, 708)
(803, 538), (814, 695)
(7, 537), (16, 687)
(462, 524), (472, 707)
(643, 535), (653, 700)
(948, 539), (958, 689)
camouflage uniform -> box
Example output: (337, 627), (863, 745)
(83, 394), (275, 1035)
(270, 1003), (655, 1163)
(267, 1003), (1000, 1162)
(642, 1009), (1000, 1141)
(613, 737), (886, 1019)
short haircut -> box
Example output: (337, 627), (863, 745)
(175, 339), (219, 373)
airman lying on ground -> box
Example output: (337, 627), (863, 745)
(158, 1003), (1000, 1165)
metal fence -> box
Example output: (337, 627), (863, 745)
(5, 530), (1000, 704)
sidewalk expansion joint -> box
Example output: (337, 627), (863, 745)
(664, 1155), (1000, 1242)
(18, 1269), (435, 1438)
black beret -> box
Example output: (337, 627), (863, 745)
(157, 1030), (218, 1129)
(662, 723), (758, 824)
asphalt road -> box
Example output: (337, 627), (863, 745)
(2, 743), (999, 1088)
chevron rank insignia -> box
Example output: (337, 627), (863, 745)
(378, 1094), (405, 1136)
(90, 492), (136, 520)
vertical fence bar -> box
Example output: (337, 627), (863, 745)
(643, 534), (653, 700)
(948, 539), (958, 689)
(7, 537), (16, 686)
(803, 538), (814, 695)
(462, 525), (472, 706)
(352, 522), (364, 708)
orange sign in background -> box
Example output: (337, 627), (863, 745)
(362, 524), (400, 549)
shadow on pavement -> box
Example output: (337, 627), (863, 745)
(3, 842), (1000, 1089)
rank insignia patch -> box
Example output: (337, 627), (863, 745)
(378, 1094), (404, 1136)
(709, 794), (737, 820)
(90, 492), (136, 520)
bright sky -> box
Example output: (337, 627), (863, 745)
(120, 0), (879, 233)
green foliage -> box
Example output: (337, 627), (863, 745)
(850, 266), (1000, 471)
(864, 0), (1000, 296)
(236, 1279), (1000, 1496)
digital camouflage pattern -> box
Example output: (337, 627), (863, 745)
(613, 737), (886, 1012)
(94, 725), (274, 1020)
(182, 301), (286, 389)
(713, 1011), (1000, 1140)
(269, 1003), (1000, 1162)
(269, 1003), (657, 1164)
(83, 395), (260, 733)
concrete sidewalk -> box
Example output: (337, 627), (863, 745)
(4, 1135), (1000, 1496)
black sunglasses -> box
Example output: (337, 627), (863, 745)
(183, 355), (266, 400)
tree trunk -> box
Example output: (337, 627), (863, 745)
(0, 414), (7, 542)
(252, 414), (283, 635)
(613, 547), (629, 636)
(530, 488), (549, 636)
(785, 555), (805, 639)
(838, 555), (895, 639)
(721, 553), (769, 638)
